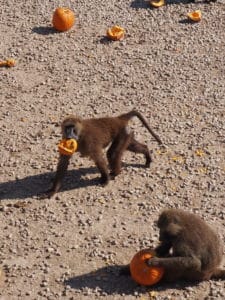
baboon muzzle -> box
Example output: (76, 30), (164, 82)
(65, 126), (77, 139)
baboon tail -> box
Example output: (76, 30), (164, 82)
(211, 269), (225, 280)
(119, 110), (162, 145)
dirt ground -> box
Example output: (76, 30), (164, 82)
(0, 0), (225, 299)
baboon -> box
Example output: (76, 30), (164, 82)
(122, 209), (225, 283)
(47, 110), (162, 197)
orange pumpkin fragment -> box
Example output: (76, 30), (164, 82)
(130, 249), (164, 286)
(58, 139), (78, 155)
(149, 0), (165, 8)
(187, 10), (202, 22)
(0, 58), (16, 67)
(52, 7), (75, 32)
(107, 26), (125, 41)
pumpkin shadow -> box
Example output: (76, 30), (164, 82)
(99, 36), (115, 44)
(32, 26), (58, 35)
(64, 265), (141, 295)
(179, 19), (200, 24)
(65, 265), (199, 295)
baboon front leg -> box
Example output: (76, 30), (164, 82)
(127, 137), (151, 167)
(47, 154), (71, 198)
(92, 151), (110, 185)
(147, 256), (201, 272)
(155, 241), (172, 257)
(107, 131), (132, 177)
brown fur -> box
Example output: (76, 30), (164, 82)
(121, 209), (225, 283)
(149, 209), (225, 282)
(47, 110), (162, 197)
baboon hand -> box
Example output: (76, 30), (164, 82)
(38, 189), (56, 199)
(146, 257), (160, 267)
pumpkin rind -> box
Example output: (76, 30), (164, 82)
(52, 7), (75, 32)
(149, 0), (165, 8)
(187, 10), (202, 22)
(0, 58), (16, 67)
(58, 139), (78, 155)
(107, 26), (125, 41)
(130, 249), (164, 286)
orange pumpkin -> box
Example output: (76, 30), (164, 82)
(149, 0), (165, 8)
(58, 139), (78, 155)
(107, 26), (125, 41)
(130, 249), (164, 286)
(52, 7), (75, 32)
(0, 58), (16, 67)
(187, 10), (202, 22)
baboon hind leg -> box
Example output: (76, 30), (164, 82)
(127, 137), (152, 167)
(107, 131), (132, 177)
(91, 150), (110, 185)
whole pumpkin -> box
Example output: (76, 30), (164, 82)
(130, 249), (164, 286)
(58, 139), (78, 155)
(52, 7), (75, 32)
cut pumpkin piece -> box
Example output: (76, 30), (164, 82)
(58, 139), (78, 155)
(107, 26), (125, 41)
(149, 0), (165, 8)
(0, 58), (16, 67)
(187, 10), (202, 22)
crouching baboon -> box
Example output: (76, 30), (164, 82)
(46, 110), (162, 197)
(122, 209), (225, 283)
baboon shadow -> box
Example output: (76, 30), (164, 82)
(0, 161), (149, 201)
(65, 265), (199, 295)
(0, 167), (98, 201)
(32, 26), (58, 35)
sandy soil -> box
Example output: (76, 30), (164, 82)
(0, 0), (225, 299)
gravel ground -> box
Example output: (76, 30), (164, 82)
(0, 0), (225, 299)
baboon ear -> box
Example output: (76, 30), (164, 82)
(157, 210), (169, 227)
(74, 121), (83, 136)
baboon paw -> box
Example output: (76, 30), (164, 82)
(109, 172), (117, 180)
(99, 177), (109, 186)
(146, 257), (159, 267)
(110, 170), (120, 178)
(38, 189), (56, 199)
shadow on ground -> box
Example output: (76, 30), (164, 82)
(32, 26), (58, 35)
(130, 0), (207, 9)
(0, 167), (99, 201)
(65, 265), (140, 296)
(65, 265), (199, 296)
(0, 163), (144, 201)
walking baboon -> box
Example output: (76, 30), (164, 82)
(122, 209), (225, 283)
(47, 110), (162, 197)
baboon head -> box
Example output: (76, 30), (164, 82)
(62, 116), (83, 140)
(157, 210), (182, 241)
